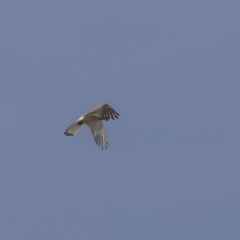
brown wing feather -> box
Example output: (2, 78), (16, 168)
(87, 103), (120, 121)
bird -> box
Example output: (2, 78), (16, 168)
(64, 103), (120, 149)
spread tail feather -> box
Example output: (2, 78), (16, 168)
(64, 122), (81, 136)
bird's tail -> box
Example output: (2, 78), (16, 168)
(64, 122), (82, 136)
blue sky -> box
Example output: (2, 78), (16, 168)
(1, 1), (240, 239)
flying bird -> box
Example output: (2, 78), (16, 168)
(64, 103), (119, 149)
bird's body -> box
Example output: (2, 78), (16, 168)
(64, 103), (119, 149)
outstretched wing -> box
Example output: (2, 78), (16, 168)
(87, 103), (120, 121)
(64, 122), (81, 136)
(85, 121), (108, 149)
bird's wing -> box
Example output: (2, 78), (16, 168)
(64, 122), (81, 136)
(87, 103), (120, 121)
(85, 121), (108, 149)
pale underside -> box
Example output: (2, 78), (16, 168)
(64, 103), (119, 149)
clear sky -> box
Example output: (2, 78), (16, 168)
(1, 1), (240, 239)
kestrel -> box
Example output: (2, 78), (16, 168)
(64, 103), (119, 149)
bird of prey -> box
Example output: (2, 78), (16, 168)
(64, 103), (119, 149)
